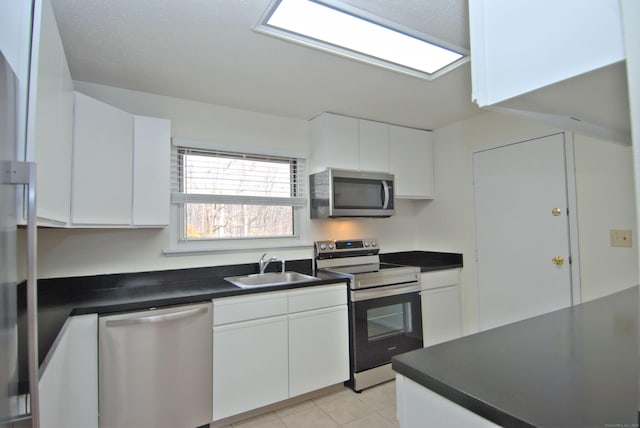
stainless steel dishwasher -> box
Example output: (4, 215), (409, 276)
(99, 302), (212, 428)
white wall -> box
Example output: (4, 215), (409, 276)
(621, 0), (640, 277)
(573, 135), (638, 301)
(430, 111), (637, 333)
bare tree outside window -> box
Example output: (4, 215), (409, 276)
(178, 149), (299, 240)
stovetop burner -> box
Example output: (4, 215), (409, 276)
(321, 262), (413, 275)
(314, 239), (420, 290)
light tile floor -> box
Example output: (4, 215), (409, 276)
(217, 381), (399, 428)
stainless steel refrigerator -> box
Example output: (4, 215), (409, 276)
(1, 47), (39, 427)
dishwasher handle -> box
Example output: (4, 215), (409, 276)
(105, 306), (208, 327)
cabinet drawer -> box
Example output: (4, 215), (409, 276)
(288, 284), (347, 313)
(213, 292), (288, 325)
(421, 269), (460, 290)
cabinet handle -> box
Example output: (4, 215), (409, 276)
(105, 306), (208, 327)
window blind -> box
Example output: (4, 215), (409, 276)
(171, 147), (306, 207)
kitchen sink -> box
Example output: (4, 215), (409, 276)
(224, 271), (319, 289)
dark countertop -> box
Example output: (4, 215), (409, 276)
(380, 251), (463, 272)
(392, 286), (638, 427)
(21, 249), (462, 390)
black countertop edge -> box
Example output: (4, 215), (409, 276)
(392, 359), (534, 428)
(380, 251), (463, 272)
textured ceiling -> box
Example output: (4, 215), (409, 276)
(49, 0), (629, 136)
(49, 0), (480, 130)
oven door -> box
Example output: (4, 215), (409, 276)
(350, 283), (422, 372)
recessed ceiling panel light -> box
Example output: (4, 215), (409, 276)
(255, 0), (469, 79)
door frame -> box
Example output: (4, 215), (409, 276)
(471, 131), (582, 328)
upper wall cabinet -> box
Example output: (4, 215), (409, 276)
(309, 113), (359, 171)
(388, 125), (434, 199)
(72, 92), (134, 225)
(132, 115), (171, 226)
(25, 0), (74, 226)
(72, 92), (170, 227)
(469, 0), (630, 144)
(309, 112), (434, 199)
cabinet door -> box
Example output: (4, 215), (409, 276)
(213, 316), (289, 420)
(389, 125), (434, 199)
(71, 92), (133, 225)
(421, 286), (462, 347)
(358, 119), (389, 172)
(309, 112), (359, 171)
(288, 306), (349, 397)
(28, 0), (73, 225)
(132, 115), (170, 226)
(39, 314), (98, 428)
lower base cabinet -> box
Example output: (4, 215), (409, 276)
(289, 305), (349, 397)
(421, 269), (463, 346)
(39, 314), (98, 428)
(213, 315), (289, 420)
(396, 374), (499, 428)
(213, 283), (349, 421)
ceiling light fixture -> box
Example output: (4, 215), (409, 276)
(255, 0), (469, 79)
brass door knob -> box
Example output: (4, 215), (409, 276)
(552, 256), (565, 265)
(552, 208), (562, 216)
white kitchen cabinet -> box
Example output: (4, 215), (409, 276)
(358, 119), (389, 172)
(39, 314), (98, 428)
(389, 125), (434, 199)
(71, 92), (171, 227)
(132, 115), (170, 226)
(468, 0), (629, 144)
(288, 285), (349, 397)
(213, 315), (289, 420)
(310, 112), (434, 199)
(309, 112), (359, 171)
(469, 0), (624, 107)
(26, 0), (74, 225)
(71, 91), (133, 225)
(396, 374), (499, 428)
(213, 292), (289, 420)
(212, 283), (348, 421)
(421, 269), (462, 346)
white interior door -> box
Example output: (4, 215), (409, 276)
(473, 133), (573, 330)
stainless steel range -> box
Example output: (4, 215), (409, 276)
(315, 239), (422, 391)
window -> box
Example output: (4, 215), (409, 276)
(255, 0), (468, 79)
(171, 146), (306, 243)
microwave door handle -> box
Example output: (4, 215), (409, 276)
(382, 180), (390, 209)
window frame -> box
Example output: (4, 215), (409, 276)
(165, 139), (309, 254)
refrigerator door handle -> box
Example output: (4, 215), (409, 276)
(2, 161), (39, 427)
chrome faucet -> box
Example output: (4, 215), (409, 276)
(258, 253), (278, 274)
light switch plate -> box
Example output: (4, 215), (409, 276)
(610, 229), (632, 247)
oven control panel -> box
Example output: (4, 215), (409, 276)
(314, 239), (378, 256)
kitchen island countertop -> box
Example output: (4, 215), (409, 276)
(392, 285), (639, 427)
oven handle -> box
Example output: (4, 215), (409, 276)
(350, 282), (421, 302)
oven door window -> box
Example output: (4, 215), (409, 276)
(352, 292), (422, 372)
(367, 303), (412, 341)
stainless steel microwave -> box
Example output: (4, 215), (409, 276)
(310, 168), (395, 218)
